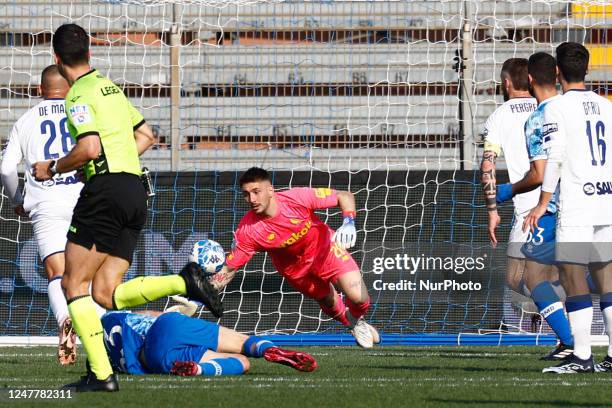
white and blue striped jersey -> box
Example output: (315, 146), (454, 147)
(524, 95), (562, 214)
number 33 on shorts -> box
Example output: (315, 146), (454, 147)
(526, 212), (555, 245)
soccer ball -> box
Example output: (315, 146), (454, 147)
(189, 239), (225, 274)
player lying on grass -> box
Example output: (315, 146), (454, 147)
(210, 167), (379, 348)
(97, 301), (316, 379)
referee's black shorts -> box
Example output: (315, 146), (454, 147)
(67, 172), (147, 264)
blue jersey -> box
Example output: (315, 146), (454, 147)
(101, 311), (156, 374)
(524, 96), (560, 214)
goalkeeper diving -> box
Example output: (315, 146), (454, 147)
(210, 167), (379, 348)
(100, 293), (316, 377)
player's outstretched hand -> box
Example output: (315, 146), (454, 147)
(333, 215), (357, 249)
(523, 205), (546, 234)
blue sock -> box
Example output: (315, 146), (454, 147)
(242, 336), (275, 358)
(531, 281), (573, 346)
(200, 357), (245, 376)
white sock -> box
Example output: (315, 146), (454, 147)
(48, 278), (69, 326)
(568, 307), (593, 360)
(602, 306), (612, 357)
(88, 283), (107, 318)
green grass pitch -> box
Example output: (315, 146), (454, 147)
(1, 346), (611, 407)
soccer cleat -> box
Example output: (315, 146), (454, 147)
(542, 354), (594, 373)
(540, 343), (573, 361)
(62, 362), (119, 392)
(349, 316), (375, 348)
(179, 262), (223, 318)
(595, 355), (612, 372)
(368, 322), (381, 344)
(171, 361), (200, 376)
(58, 317), (77, 365)
(263, 347), (317, 372)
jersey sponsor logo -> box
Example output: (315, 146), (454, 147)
(101, 85), (121, 96)
(583, 182), (596, 196)
(542, 123), (558, 137)
(289, 219), (302, 225)
(69, 104), (93, 125)
(41, 175), (80, 187)
(267, 233), (275, 241)
(583, 181), (612, 196)
(55, 175), (80, 186)
(314, 188), (332, 199)
(70, 95), (81, 103)
(279, 220), (312, 248)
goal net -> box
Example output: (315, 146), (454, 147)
(0, 0), (610, 344)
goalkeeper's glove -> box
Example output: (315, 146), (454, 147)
(496, 183), (513, 204)
(165, 295), (199, 317)
(333, 211), (357, 249)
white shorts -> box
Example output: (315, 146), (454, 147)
(556, 224), (612, 264)
(30, 204), (73, 262)
(507, 213), (529, 259)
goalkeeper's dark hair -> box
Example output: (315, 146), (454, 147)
(53, 24), (89, 67)
(556, 42), (589, 83)
(501, 58), (529, 91)
(528, 52), (557, 87)
(239, 167), (271, 186)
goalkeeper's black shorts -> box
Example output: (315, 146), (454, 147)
(67, 172), (146, 264)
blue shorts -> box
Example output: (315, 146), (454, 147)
(521, 212), (556, 265)
(143, 312), (220, 374)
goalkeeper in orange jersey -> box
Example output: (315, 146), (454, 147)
(210, 167), (379, 348)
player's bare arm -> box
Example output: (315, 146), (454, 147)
(32, 134), (101, 181)
(511, 160), (546, 195)
(480, 150), (501, 245)
(134, 122), (156, 155)
(523, 190), (553, 233)
(336, 190), (356, 213)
